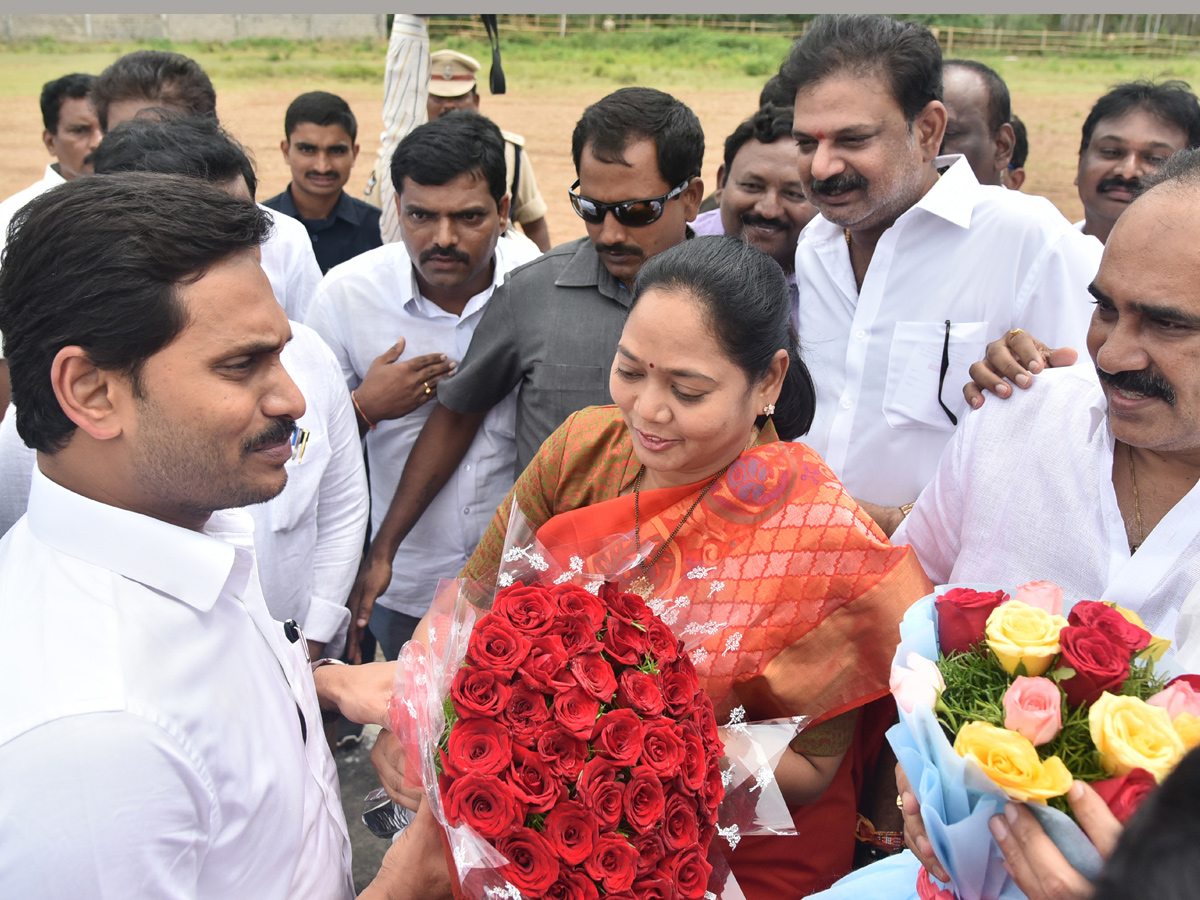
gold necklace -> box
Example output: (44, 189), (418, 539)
(844, 228), (852, 247)
(629, 463), (730, 600)
(1127, 443), (1144, 553)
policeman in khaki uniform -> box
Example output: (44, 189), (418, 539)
(421, 50), (551, 252)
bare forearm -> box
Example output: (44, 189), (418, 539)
(856, 498), (908, 538)
(369, 403), (486, 561)
(520, 217), (551, 253)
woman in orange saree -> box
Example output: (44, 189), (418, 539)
(458, 237), (931, 896)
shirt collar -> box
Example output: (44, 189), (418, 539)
(403, 241), (511, 320)
(554, 227), (697, 305)
(273, 186), (300, 217)
(329, 189), (368, 226)
(910, 155), (978, 229)
(25, 465), (246, 612)
(44, 163), (66, 186)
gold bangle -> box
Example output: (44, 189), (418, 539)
(351, 390), (376, 430)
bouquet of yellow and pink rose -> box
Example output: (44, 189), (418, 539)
(875, 582), (1196, 900)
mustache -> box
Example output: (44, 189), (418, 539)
(305, 170), (338, 178)
(243, 417), (299, 454)
(595, 242), (643, 258)
(740, 213), (787, 231)
(1097, 366), (1177, 406)
(809, 172), (868, 197)
(419, 245), (470, 265)
(1097, 175), (1140, 195)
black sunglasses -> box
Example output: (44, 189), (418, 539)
(937, 319), (959, 427)
(567, 178), (691, 227)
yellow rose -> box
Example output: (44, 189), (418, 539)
(1174, 713), (1200, 751)
(1089, 692), (1186, 782)
(985, 600), (1069, 677)
(1105, 604), (1172, 660)
(952, 721), (1073, 802)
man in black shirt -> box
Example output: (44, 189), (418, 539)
(263, 91), (382, 273)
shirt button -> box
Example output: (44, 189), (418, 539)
(464, 464), (471, 471)
(463, 507), (471, 515)
(841, 398), (852, 409)
(856, 330), (866, 340)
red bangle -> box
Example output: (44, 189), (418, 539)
(351, 391), (376, 430)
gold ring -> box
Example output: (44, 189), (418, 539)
(1007, 328), (1025, 340)
(424, 382), (432, 395)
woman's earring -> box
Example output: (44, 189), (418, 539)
(763, 403), (776, 416)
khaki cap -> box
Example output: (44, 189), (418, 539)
(429, 49), (480, 97)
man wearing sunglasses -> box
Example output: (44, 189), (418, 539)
(348, 86), (705, 636)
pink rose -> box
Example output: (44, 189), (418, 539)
(1148, 680), (1200, 721)
(1002, 676), (1063, 746)
(1013, 581), (1064, 616)
(890, 652), (946, 714)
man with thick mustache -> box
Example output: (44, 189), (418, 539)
(779, 15), (1103, 535)
(305, 111), (539, 660)
(1074, 80), (1200, 245)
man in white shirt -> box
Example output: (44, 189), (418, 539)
(307, 112), (540, 661)
(779, 14), (1103, 531)
(92, 49), (323, 319)
(0, 172), (445, 898)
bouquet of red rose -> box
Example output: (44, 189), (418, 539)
(878, 582), (1195, 900)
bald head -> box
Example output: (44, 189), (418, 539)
(940, 61), (1015, 186)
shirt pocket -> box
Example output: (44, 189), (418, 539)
(267, 425), (330, 533)
(883, 320), (988, 432)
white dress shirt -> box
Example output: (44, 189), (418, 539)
(892, 366), (1200, 642)
(0, 468), (354, 899)
(261, 204), (323, 322)
(0, 323), (368, 657)
(305, 235), (540, 617)
(0, 163), (65, 250)
(795, 155), (1104, 506)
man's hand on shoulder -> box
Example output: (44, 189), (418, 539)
(963, 329), (1079, 410)
(354, 337), (456, 428)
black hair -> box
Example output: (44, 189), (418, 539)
(759, 74), (793, 109)
(390, 110), (506, 206)
(91, 114), (258, 200)
(944, 59), (1011, 137)
(1080, 80), (1200, 155)
(1135, 145), (1200, 197)
(571, 87), (705, 188)
(1009, 114), (1029, 169)
(0, 173), (272, 454)
(93, 50), (217, 132)
(630, 236), (815, 440)
(1091, 746), (1200, 900)
(284, 90), (358, 142)
(778, 14), (942, 125)
(39, 73), (95, 134)
(723, 104), (795, 176)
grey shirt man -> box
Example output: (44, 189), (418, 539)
(437, 236), (631, 473)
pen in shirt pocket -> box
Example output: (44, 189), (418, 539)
(290, 425), (311, 464)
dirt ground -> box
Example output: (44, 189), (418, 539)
(0, 82), (1090, 242)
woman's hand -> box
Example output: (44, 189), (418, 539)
(897, 762), (949, 883)
(990, 780), (1122, 900)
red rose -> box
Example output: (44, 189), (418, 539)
(450, 666), (511, 719)
(497, 827), (559, 895)
(551, 583), (607, 631)
(601, 583), (648, 622)
(1090, 768), (1157, 825)
(443, 772), (525, 840)
(535, 721), (589, 779)
(499, 681), (551, 743)
(546, 868), (601, 900)
(508, 744), (564, 812)
(493, 583), (557, 636)
(644, 617), (680, 664)
(1055, 626), (1130, 707)
(668, 847), (712, 900)
(593, 708), (645, 766)
(553, 613), (603, 657)
(697, 822), (716, 855)
(1170, 673), (1200, 692)
(1068, 601), (1152, 655)
(699, 756), (724, 817)
(692, 698), (720, 748)
(632, 831), (667, 877)
(467, 616), (531, 676)
(617, 669), (666, 717)
(658, 657), (702, 717)
(673, 730), (706, 794)
(632, 877), (675, 900)
(571, 652), (618, 701)
(935, 587), (1010, 656)
(553, 685), (602, 739)
(662, 792), (700, 851)
(640, 718), (687, 778)
(584, 833), (640, 894)
(542, 799), (599, 866)
(605, 615), (651, 665)
(519, 635), (576, 694)
(576, 757), (626, 831)
(624, 765), (667, 834)
(442, 716), (512, 779)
